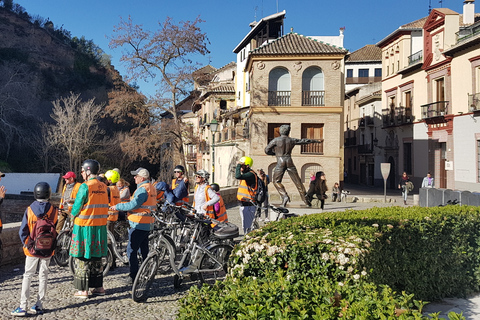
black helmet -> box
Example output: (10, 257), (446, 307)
(174, 165), (185, 173)
(34, 182), (51, 201)
(82, 159), (100, 175)
(210, 183), (220, 192)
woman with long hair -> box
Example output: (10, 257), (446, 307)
(305, 171), (328, 210)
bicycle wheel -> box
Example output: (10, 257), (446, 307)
(69, 246), (113, 277)
(113, 220), (129, 264)
(156, 235), (176, 275)
(53, 230), (71, 267)
(198, 244), (233, 286)
(132, 252), (159, 302)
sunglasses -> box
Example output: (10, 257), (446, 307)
(174, 170), (182, 173)
(195, 175), (203, 178)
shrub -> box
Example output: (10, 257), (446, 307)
(177, 206), (478, 319)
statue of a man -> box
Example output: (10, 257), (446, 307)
(264, 124), (319, 207)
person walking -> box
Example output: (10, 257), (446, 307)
(398, 172), (411, 205)
(257, 169), (270, 221)
(210, 183), (228, 223)
(11, 182), (58, 316)
(421, 172), (435, 188)
(305, 171), (328, 210)
(192, 170), (219, 218)
(235, 156), (258, 234)
(172, 165), (190, 207)
(56, 171), (81, 233)
(110, 168), (156, 285)
(69, 160), (109, 299)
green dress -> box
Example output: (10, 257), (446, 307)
(69, 179), (108, 259)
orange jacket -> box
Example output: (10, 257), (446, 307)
(59, 182), (81, 212)
(23, 204), (58, 257)
(237, 174), (257, 202)
(74, 179), (109, 227)
(128, 182), (156, 226)
(107, 185), (121, 222)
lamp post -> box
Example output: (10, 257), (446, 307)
(209, 119), (219, 183)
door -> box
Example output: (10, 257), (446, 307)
(439, 142), (447, 188)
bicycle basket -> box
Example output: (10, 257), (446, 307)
(213, 222), (239, 240)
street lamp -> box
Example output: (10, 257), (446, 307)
(209, 119), (219, 183)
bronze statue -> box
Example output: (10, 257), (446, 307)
(265, 124), (321, 207)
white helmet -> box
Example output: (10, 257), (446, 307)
(195, 169), (210, 180)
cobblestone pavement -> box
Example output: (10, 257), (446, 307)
(0, 186), (409, 319)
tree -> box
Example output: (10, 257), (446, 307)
(109, 15), (209, 173)
(44, 92), (105, 172)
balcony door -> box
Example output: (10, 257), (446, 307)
(268, 68), (291, 106)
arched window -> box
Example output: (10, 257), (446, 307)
(302, 67), (324, 106)
(268, 68), (291, 106)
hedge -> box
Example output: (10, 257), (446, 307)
(177, 206), (479, 319)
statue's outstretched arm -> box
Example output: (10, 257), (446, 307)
(294, 138), (324, 145)
(265, 140), (276, 155)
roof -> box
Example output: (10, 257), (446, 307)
(250, 32), (347, 55)
(345, 44), (382, 62)
(233, 10), (286, 53)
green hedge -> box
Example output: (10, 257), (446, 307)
(177, 206), (479, 319)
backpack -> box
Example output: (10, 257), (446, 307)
(28, 212), (57, 258)
(406, 181), (414, 192)
(250, 172), (267, 204)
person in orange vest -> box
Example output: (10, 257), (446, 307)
(69, 159), (109, 299)
(11, 182), (58, 316)
(0, 171), (6, 233)
(56, 171), (81, 233)
(235, 156), (258, 234)
(210, 183), (228, 223)
(172, 165), (189, 206)
(104, 170), (121, 270)
(110, 167), (156, 285)
(192, 170), (219, 219)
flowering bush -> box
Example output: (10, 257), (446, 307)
(177, 206), (478, 319)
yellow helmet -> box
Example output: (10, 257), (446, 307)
(239, 156), (253, 167)
(105, 170), (120, 184)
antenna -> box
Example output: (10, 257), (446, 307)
(428, 0), (432, 14)
(254, 6), (258, 21)
(276, 0), (279, 13)
(439, 0), (443, 8)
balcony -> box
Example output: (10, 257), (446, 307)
(268, 91), (291, 106)
(456, 24), (480, 44)
(302, 90), (325, 106)
(186, 153), (197, 162)
(468, 93), (480, 112)
(344, 137), (356, 147)
(301, 142), (323, 154)
(382, 107), (414, 126)
(359, 116), (374, 128)
(358, 144), (373, 154)
(421, 101), (449, 119)
(346, 76), (382, 85)
(408, 50), (423, 65)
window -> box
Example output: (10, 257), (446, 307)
(267, 123), (289, 143)
(358, 69), (369, 78)
(302, 67), (324, 106)
(268, 68), (291, 106)
(436, 78), (445, 102)
(375, 68), (382, 77)
(219, 100), (227, 110)
(404, 91), (412, 118)
(347, 69), (353, 78)
(403, 142), (412, 174)
(301, 124), (324, 154)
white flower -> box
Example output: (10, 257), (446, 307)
(372, 224), (379, 228)
(338, 282), (344, 287)
(361, 271), (367, 276)
(353, 274), (360, 280)
(321, 253), (329, 261)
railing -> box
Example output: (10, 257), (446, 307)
(346, 76), (382, 84)
(268, 91), (291, 106)
(420, 101), (449, 119)
(186, 153), (197, 162)
(382, 107), (414, 126)
(359, 116), (374, 128)
(468, 92), (480, 112)
(408, 50), (423, 65)
(358, 118), (366, 128)
(344, 137), (356, 147)
(456, 24), (480, 44)
(301, 142), (323, 154)
(358, 144), (373, 154)
(302, 90), (325, 106)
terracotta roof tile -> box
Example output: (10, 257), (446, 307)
(346, 45), (381, 62)
(250, 32), (347, 56)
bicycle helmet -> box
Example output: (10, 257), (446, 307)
(105, 170), (120, 184)
(210, 183), (220, 192)
(34, 182), (51, 201)
(82, 159), (100, 175)
(239, 156), (253, 167)
(195, 169), (210, 180)
(174, 165), (185, 173)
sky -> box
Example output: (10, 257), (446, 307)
(17, 0), (468, 97)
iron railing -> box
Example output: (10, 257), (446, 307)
(468, 92), (480, 112)
(268, 91), (291, 106)
(408, 50), (423, 65)
(301, 142), (323, 154)
(420, 101), (449, 119)
(302, 90), (325, 106)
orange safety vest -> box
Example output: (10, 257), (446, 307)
(237, 174), (257, 202)
(152, 181), (165, 204)
(59, 182), (81, 212)
(23, 205), (58, 257)
(172, 178), (189, 206)
(194, 185), (228, 223)
(107, 185), (121, 222)
(74, 179), (109, 227)
(128, 182), (156, 225)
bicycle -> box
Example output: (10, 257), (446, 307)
(131, 204), (238, 302)
(438, 199), (460, 207)
(243, 198), (298, 234)
(53, 210), (72, 267)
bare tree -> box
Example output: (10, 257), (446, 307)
(109, 15), (209, 173)
(44, 92), (105, 172)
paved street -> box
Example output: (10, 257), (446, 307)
(0, 184), (478, 319)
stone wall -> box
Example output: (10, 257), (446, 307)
(419, 187), (480, 207)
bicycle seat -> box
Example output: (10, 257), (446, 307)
(213, 222), (239, 240)
(270, 205), (289, 214)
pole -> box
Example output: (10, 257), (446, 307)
(212, 134), (215, 184)
(384, 179), (387, 203)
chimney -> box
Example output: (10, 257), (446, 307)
(464, 0), (475, 25)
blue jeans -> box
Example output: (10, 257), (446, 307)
(127, 228), (150, 279)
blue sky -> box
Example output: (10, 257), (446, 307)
(18, 0), (467, 97)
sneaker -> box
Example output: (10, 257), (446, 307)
(74, 291), (89, 299)
(11, 307), (26, 316)
(91, 288), (106, 296)
(30, 305), (44, 315)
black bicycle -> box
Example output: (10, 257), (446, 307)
(243, 198), (298, 234)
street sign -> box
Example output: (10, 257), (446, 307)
(380, 163), (391, 203)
